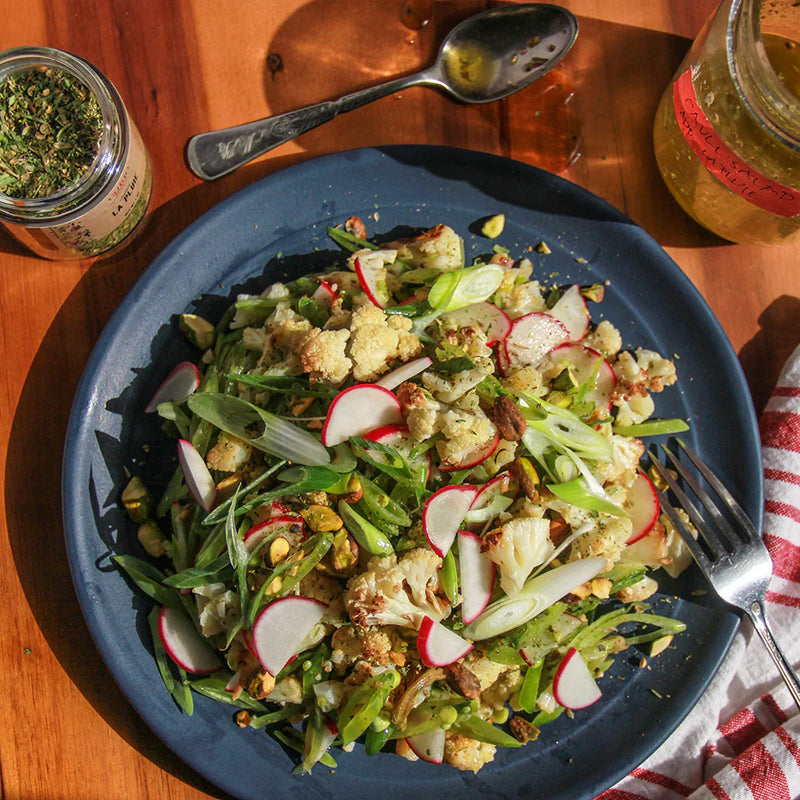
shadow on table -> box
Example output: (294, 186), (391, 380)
(739, 295), (800, 417)
(1, 158), (294, 800)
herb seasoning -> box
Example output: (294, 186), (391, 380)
(0, 47), (152, 259)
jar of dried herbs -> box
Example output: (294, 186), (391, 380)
(0, 46), (152, 259)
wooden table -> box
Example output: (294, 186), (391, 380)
(2, 2), (797, 798)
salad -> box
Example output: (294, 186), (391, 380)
(118, 216), (692, 775)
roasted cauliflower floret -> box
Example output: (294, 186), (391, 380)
(493, 274), (547, 319)
(205, 433), (252, 473)
(388, 224), (464, 271)
(584, 320), (623, 358)
(481, 515), (555, 597)
(443, 732), (497, 772)
(330, 625), (394, 668)
(194, 582), (241, 640)
(296, 328), (352, 385)
(344, 549), (450, 629)
(568, 515), (633, 571)
(347, 303), (422, 382)
(436, 407), (497, 468)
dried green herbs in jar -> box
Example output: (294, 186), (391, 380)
(0, 65), (104, 199)
(0, 47), (152, 260)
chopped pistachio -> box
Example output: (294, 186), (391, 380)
(179, 313), (215, 349)
(122, 476), (154, 523)
(481, 213), (506, 239)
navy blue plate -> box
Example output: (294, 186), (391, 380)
(63, 146), (760, 800)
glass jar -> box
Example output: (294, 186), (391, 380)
(0, 46), (153, 259)
(653, 0), (800, 245)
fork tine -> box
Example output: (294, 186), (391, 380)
(675, 438), (760, 542)
(662, 444), (739, 555)
(650, 451), (728, 561)
(649, 469), (713, 573)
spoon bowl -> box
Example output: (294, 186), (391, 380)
(187, 4), (578, 180)
(434, 4), (578, 104)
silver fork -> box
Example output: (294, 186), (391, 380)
(649, 439), (800, 711)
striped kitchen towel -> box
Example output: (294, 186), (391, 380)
(601, 344), (800, 800)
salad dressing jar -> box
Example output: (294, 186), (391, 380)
(0, 46), (152, 259)
(653, 0), (800, 245)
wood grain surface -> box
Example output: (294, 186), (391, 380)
(2, 2), (797, 799)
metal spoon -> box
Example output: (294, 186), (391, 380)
(186, 3), (578, 180)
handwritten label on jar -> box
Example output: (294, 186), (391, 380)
(673, 69), (800, 218)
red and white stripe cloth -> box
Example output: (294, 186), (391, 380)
(602, 347), (800, 800)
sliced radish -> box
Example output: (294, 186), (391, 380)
(158, 605), (221, 675)
(145, 361), (201, 413)
(549, 284), (590, 342)
(423, 485), (478, 557)
(251, 596), (328, 676)
(417, 616), (473, 666)
(406, 726), (446, 764)
(457, 530), (496, 624)
(321, 384), (403, 446)
(442, 301), (512, 346)
(549, 343), (617, 411)
(439, 430), (500, 472)
(224, 671), (240, 692)
(496, 339), (512, 377)
(470, 473), (513, 511)
(312, 279), (338, 309)
(552, 646), (602, 709)
(626, 471), (660, 544)
(375, 356), (433, 390)
(504, 312), (570, 370)
(363, 423), (431, 482)
(243, 514), (305, 551)
(354, 253), (391, 308)
(177, 438), (216, 512)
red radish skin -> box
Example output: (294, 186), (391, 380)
(312, 279), (338, 308)
(549, 343), (617, 411)
(443, 301), (512, 346)
(417, 616), (473, 667)
(177, 438), (216, 512)
(243, 514), (305, 551)
(549, 284), (590, 341)
(251, 596), (328, 676)
(423, 485), (478, 557)
(375, 356), (433, 390)
(553, 647), (602, 709)
(457, 530), (496, 624)
(439, 430), (500, 472)
(470, 473), (513, 511)
(354, 255), (390, 308)
(504, 312), (570, 370)
(145, 361), (201, 413)
(321, 384), (403, 446)
(158, 606), (221, 675)
(626, 472), (660, 544)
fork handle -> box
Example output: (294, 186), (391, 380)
(747, 600), (800, 712)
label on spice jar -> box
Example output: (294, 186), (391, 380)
(672, 68), (800, 217)
(35, 120), (152, 257)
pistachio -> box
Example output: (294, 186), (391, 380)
(121, 476), (153, 524)
(137, 520), (165, 558)
(341, 476), (363, 505)
(302, 504), (344, 532)
(269, 536), (291, 566)
(179, 313), (215, 349)
(481, 213), (505, 239)
(215, 473), (242, 503)
(511, 456), (540, 500)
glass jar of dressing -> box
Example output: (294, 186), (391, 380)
(653, 0), (800, 245)
(0, 46), (152, 259)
